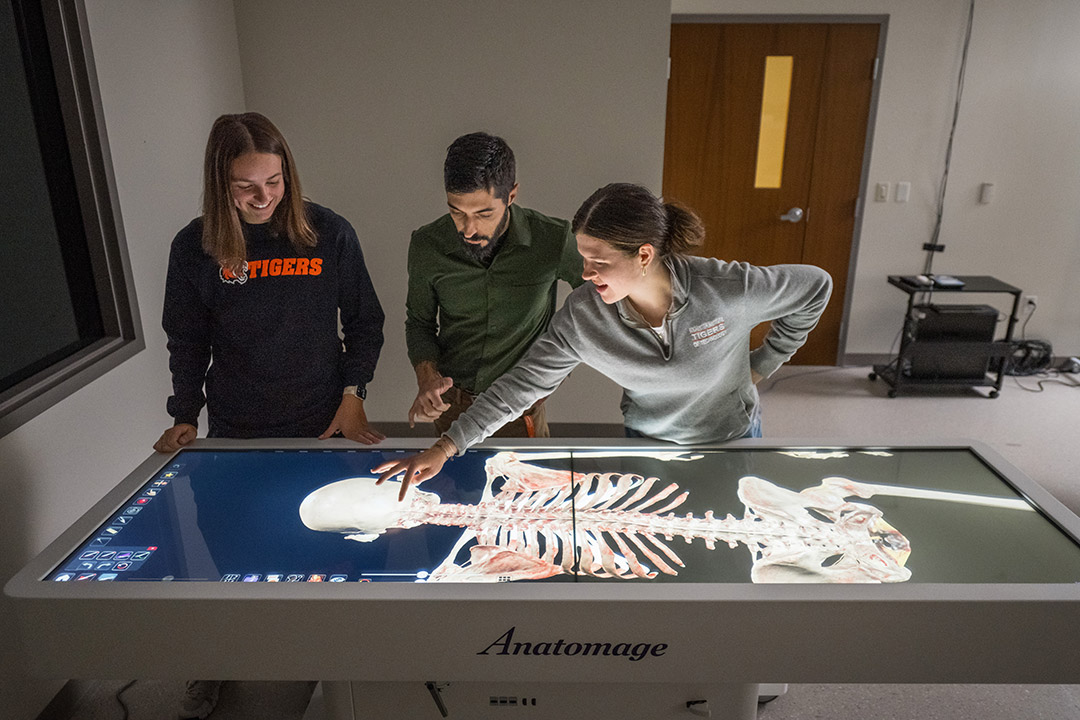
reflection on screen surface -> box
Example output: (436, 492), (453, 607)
(47, 447), (1080, 584)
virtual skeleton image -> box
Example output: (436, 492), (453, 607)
(300, 450), (1034, 584)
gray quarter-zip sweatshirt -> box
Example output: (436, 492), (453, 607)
(444, 254), (831, 451)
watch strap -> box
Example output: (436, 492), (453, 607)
(342, 385), (367, 399)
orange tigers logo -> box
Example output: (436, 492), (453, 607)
(220, 262), (249, 285)
(220, 258), (322, 283)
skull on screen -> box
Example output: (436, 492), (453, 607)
(299, 477), (439, 542)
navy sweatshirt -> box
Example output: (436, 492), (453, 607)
(163, 202), (384, 438)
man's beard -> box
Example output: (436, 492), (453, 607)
(460, 206), (511, 264)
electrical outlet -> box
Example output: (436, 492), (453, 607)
(1022, 295), (1038, 310)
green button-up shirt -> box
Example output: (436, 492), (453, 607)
(406, 205), (584, 394)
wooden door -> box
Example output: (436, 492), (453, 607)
(663, 23), (880, 365)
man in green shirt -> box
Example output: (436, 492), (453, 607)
(406, 132), (583, 437)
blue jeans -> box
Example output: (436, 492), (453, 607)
(625, 404), (763, 441)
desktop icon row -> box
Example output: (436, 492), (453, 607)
(220, 573), (360, 582)
(53, 572), (118, 581)
(60, 547), (157, 579)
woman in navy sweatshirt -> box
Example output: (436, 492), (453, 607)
(154, 112), (385, 452)
(155, 113), (385, 719)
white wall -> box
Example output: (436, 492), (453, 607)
(232, 0), (673, 425)
(0, 3), (245, 718)
(674, 0), (1080, 358)
(233, 0), (1080, 427)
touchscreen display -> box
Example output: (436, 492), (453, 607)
(47, 447), (1080, 584)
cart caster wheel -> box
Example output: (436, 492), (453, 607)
(989, 390), (999, 398)
(888, 390), (897, 398)
(868, 372), (877, 381)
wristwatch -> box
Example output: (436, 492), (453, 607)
(342, 385), (367, 400)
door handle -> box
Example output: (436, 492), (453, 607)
(779, 207), (804, 223)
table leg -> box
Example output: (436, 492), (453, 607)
(707, 682), (759, 720)
(305, 680), (355, 720)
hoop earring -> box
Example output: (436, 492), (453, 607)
(642, 264), (648, 277)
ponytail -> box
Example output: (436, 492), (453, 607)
(573, 183), (704, 258)
(663, 202), (705, 255)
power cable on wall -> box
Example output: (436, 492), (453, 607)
(923, 0), (975, 275)
(1004, 299), (1055, 377)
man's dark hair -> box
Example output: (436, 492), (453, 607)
(444, 132), (516, 201)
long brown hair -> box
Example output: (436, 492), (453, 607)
(202, 113), (316, 270)
(572, 183), (704, 258)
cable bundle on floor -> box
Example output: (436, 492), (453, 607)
(1004, 339), (1053, 376)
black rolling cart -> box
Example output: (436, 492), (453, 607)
(869, 275), (1022, 398)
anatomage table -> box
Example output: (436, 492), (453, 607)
(7, 438), (1080, 719)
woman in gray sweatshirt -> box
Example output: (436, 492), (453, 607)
(377, 183), (832, 500)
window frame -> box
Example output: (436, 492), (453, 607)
(0, 0), (142, 437)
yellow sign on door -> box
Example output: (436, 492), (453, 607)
(754, 56), (794, 189)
